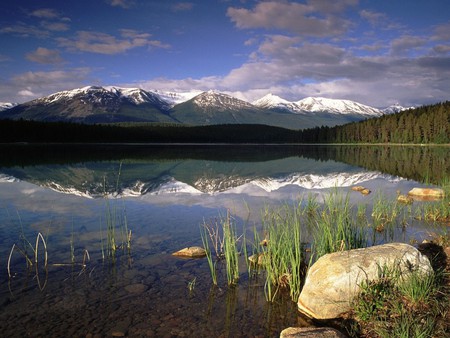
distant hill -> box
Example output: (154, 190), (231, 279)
(0, 86), (410, 129)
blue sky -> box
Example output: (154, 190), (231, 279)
(0, 0), (449, 107)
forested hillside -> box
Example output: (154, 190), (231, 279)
(300, 101), (450, 144)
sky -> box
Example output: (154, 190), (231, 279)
(0, 0), (449, 108)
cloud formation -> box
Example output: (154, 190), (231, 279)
(227, 0), (356, 37)
(57, 30), (169, 54)
(26, 47), (64, 64)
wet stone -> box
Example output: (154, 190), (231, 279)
(124, 283), (148, 294)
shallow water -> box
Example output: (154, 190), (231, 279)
(0, 144), (448, 337)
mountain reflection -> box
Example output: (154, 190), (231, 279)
(0, 144), (447, 197)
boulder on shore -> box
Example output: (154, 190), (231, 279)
(172, 246), (206, 258)
(297, 243), (432, 320)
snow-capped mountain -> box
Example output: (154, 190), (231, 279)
(190, 90), (257, 111)
(0, 85), (404, 128)
(151, 89), (202, 106)
(253, 94), (383, 117)
(0, 102), (17, 111)
(1, 86), (178, 124)
(381, 104), (414, 115)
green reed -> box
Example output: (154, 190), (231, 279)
(260, 202), (304, 302)
(200, 221), (218, 285)
(200, 212), (241, 286)
(311, 190), (368, 260)
(222, 212), (240, 286)
(100, 162), (132, 261)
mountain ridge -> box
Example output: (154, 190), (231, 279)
(0, 86), (411, 129)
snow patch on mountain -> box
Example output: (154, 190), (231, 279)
(295, 97), (382, 116)
(152, 89), (202, 106)
(192, 91), (256, 111)
(253, 93), (308, 114)
(253, 94), (383, 117)
(382, 104), (414, 115)
(0, 102), (18, 111)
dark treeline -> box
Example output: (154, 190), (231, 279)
(299, 101), (450, 144)
(0, 120), (299, 143)
(0, 101), (448, 144)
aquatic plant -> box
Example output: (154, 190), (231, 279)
(260, 202), (305, 302)
(311, 190), (367, 260)
(187, 277), (196, 293)
(222, 212), (240, 286)
(200, 222), (218, 285)
(7, 231), (48, 291)
(100, 162), (132, 261)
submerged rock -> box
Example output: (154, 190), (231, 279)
(280, 327), (348, 338)
(172, 246), (206, 258)
(297, 243), (432, 320)
(397, 194), (413, 204)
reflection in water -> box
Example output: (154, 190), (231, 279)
(0, 144), (448, 337)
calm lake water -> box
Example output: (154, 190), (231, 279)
(0, 144), (448, 337)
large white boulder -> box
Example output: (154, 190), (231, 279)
(298, 243), (432, 320)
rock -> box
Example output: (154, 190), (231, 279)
(360, 188), (371, 195)
(351, 186), (370, 195)
(408, 187), (445, 200)
(280, 327), (348, 338)
(124, 283), (148, 294)
(397, 194), (413, 204)
(297, 243), (432, 320)
(172, 246), (206, 258)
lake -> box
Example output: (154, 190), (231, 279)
(0, 144), (448, 337)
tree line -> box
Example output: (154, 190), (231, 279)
(299, 101), (450, 144)
(0, 101), (448, 144)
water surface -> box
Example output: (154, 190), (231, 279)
(0, 144), (448, 337)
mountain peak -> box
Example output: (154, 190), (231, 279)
(295, 97), (382, 116)
(253, 93), (290, 108)
(191, 90), (255, 110)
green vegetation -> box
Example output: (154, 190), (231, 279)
(198, 177), (449, 337)
(352, 266), (448, 338)
(310, 191), (368, 258)
(260, 203), (305, 302)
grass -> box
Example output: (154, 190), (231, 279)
(310, 190), (368, 260)
(352, 266), (448, 338)
(260, 202), (305, 302)
(100, 162), (132, 261)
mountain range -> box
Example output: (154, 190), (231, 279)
(0, 86), (412, 129)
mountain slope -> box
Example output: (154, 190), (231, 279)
(1, 86), (177, 124)
(170, 91), (318, 129)
(0, 86), (390, 129)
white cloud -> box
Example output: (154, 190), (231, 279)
(107, 0), (135, 9)
(227, 1), (356, 37)
(26, 47), (64, 64)
(30, 8), (59, 19)
(57, 30), (170, 54)
(171, 2), (194, 12)
(0, 68), (92, 103)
